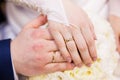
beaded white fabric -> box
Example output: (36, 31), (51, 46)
(29, 11), (120, 80)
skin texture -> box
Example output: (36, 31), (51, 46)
(11, 15), (75, 76)
(48, 0), (97, 67)
(109, 15), (120, 53)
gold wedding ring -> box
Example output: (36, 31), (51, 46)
(65, 38), (73, 43)
(51, 51), (56, 63)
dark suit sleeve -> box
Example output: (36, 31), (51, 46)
(0, 39), (14, 80)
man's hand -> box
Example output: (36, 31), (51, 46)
(109, 15), (120, 53)
(10, 15), (74, 76)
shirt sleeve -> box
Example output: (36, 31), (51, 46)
(7, 0), (69, 26)
(0, 39), (14, 80)
(12, 62), (19, 80)
(109, 0), (120, 17)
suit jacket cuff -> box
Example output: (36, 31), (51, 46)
(0, 39), (14, 80)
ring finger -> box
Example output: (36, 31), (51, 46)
(60, 25), (81, 65)
(70, 24), (92, 66)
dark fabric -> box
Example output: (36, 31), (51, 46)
(0, 39), (14, 80)
(0, 0), (6, 24)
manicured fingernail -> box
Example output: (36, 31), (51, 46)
(87, 63), (91, 67)
(77, 63), (82, 67)
(93, 57), (97, 61)
(71, 63), (75, 67)
(67, 58), (72, 63)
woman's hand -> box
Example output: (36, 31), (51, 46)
(109, 15), (120, 53)
(48, 0), (97, 67)
(11, 15), (74, 76)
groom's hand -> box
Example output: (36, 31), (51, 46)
(11, 15), (74, 76)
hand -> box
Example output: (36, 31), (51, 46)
(109, 15), (120, 53)
(11, 15), (74, 76)
(48, 0), (97, 67)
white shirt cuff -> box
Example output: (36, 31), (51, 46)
(11, 54), (19, 80)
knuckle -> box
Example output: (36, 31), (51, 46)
(31, 29), (46, 39)
(35, 55), (44, 62)
(32, 42), (45, 51)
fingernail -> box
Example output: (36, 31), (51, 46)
(67, 58), (72, 63)
(95, 37), (97, 40)
(94, 35), (97, 40)
(87, 63), (91, 67)
(71, 63), (75, 67)
(93, 57), (97, 61)
(77, 63), (82, 67)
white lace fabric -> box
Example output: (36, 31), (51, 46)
(7, 0), (69, 26)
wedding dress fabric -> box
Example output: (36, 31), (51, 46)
(29, 11), (120, 80)
(4, 0), (120, 39)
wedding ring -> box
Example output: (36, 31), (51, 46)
(51, 51), (56, 63)
(65, 38), (73, 43)
(51, 51), (66, 63)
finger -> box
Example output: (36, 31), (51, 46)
(70, 25), (92, 66)
(33, 40), (58, 53)
(60, 25), (81, 64)
(35, 51), (64, 64)
(48, 22), (71, 63)
(25, 14), (47, 29)
(61, 25), (83, 67)
(48, 51), (66, 63)
(47, 41), (58, 52)
(45, 63), (75, 73)
(32, 28), (53, 40)
(66, 40), (83, 67)
(89, 23), (97, 40)
(69, 25), (92, 66)
(35, 51), (64, 65)
(80, 25), (97, 62)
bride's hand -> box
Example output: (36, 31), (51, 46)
(63, 0), (97, 66)
(48, 0), (97, 67)
(109, 15), (120, 53)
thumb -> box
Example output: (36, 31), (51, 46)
(25, 14), (47, 29)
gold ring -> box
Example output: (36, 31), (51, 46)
(51, 51), (56, 63)
(65, 38), (73, 43)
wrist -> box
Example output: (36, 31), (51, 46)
(10, 39), (18, 73)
